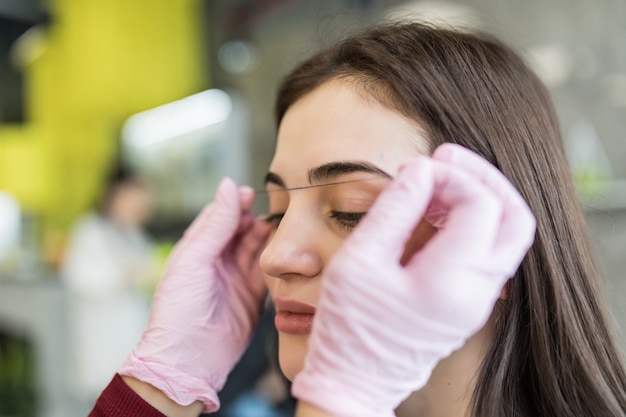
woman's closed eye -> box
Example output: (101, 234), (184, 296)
(265, 213), (285, 229)
(264, 211), (366, 231)
(329, 211), (366, 231)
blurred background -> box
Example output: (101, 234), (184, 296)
(0, 0), (625, 416)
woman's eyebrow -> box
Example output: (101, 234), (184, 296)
(307, 161), (391, 184)
(263, 161), (391, 189)
(264, 172), (285, 187)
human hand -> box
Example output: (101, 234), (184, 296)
(118, 178), (272, 412)
(291, 144), (536, 417)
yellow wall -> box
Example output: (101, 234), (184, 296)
(0, 0), (205, 235)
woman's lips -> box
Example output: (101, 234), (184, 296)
(275, 311), (314, 334)
(273, 298), (315, 335)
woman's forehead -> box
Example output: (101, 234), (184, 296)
(272, 81), (428, 173)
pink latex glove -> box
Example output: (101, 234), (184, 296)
(292, 144), (536, 417)
(119, 178), (272, 412)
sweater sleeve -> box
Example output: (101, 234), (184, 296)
(89, 374), (166, 417)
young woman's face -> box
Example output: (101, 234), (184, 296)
(260, 79), (427, 380)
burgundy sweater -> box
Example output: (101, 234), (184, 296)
(89, 374), (166, 417)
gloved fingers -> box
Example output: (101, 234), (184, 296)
(432, 144), (536, 271)
(235, 217), (273, 274)
(432, 144), (527, 213)
(231, 185), (268, 265)
(176, 178), (247, 261)
(241, 220), (273, 299)
(237, 210), (256, 236)
(406, 160), (502, 269)
(238, 185), (255, 210)
(232, 183), (265, 234)
(347, 156), (433, 261)
(488, 206), (536, 277)
(182, 178), (240, 242)
(216, 215), (271, 301)
(423, 202), (447, 229)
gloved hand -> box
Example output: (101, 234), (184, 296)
(292, 144), (536, 417)
(119, 178), (272, 412)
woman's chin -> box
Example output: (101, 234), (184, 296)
(277, 332), (310, 381)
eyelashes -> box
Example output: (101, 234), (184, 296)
(264, 213), (284, 228)
(329, 211), (365, 231)
(265, 211), (365, 231)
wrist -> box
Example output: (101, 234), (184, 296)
(119, 351), (221, 411)
(121, 375), (204, 417)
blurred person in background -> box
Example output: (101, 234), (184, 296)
(88, 21), (626, 417)
(62, 165), (158, 403)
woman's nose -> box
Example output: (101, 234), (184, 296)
(259, 211), (323, 280)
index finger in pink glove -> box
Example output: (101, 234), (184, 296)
(173, 178), (251, 261)
(345, 155), (434, 261)
(432, 144), (536, 273)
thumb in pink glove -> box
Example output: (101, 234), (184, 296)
(119, 177), (272, 412)
(292, 144), (536, 417)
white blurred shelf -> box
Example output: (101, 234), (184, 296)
(0, 279), (90, 417)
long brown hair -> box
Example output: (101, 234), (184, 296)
(275, 22), (626, 417)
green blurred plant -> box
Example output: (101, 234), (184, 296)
(0, 329), (38, 417)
